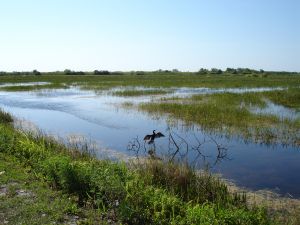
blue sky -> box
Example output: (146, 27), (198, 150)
(0, 0), (299, 72)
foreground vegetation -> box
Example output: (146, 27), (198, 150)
(0, 110), (276, 224)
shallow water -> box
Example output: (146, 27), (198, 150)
(250, 99), (299, 120)
(0, 85), (299, 197)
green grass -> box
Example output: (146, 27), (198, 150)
(140, 92), (300, 145)
(113, 89), (169, 96)
(0, 153), (81, 225)
(0, 73), (299, 89)
(0, 109), (271, 224)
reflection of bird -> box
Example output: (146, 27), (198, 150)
(144, 130), (165, 144)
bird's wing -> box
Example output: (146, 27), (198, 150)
(155, 132), (165, 138)
(144, 135), (152, 140)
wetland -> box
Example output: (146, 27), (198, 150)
(0, 73), (299, 197)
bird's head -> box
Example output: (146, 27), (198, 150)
(153, 130), (156, 134)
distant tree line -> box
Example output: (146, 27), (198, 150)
(0, 68), (298, 76)
(0, 70), (41, 76)
(196, 68), (266, 75)
(93, 70), (110, 75)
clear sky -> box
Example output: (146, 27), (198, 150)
(0, 0), (299, 72)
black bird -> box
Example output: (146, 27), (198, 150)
(144, 130), (165, 144)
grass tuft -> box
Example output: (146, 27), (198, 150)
(0, 110), (13, 124)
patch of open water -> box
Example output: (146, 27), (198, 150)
(0, 85), (299, 197)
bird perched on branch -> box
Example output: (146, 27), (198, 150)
(144, 130), (165, 144)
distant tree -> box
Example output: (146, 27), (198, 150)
(64, 69), (72, 75)
(237, 68), (253, 74)
(225, 68), (237, 74)
(64, 69), (85, 75)
(197, 68), (208, 74)
(172, 69), (179, 73)
(33, 69), (41, 76)
(259, 69), (265, 73)
(0, 71), (7, 76)
(210, 68), (222, 74)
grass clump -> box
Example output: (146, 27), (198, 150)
(0, 110), (13, 124)
(132, 159), (245, 207)
(0, 109), (271, 224)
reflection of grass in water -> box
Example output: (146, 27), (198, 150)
(140, 92), (300, 145)
(0, 73), (300, 88)
(113, 89), (169, 96)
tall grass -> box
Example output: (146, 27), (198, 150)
(0, 110), (13, 124)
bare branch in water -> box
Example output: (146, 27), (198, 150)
(127, 136), (141, 159)
(127, 129), (230, 169)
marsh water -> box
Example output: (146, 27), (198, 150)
(0, 83), (299, 197)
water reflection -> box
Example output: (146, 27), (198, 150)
(0, 85), (299, 197)
(250, 99), (299, 120)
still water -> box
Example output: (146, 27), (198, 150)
(0, 83), (299, 197)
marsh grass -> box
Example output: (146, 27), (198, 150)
(0, 110), (270, 224)
(140, 92), (300, 145)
